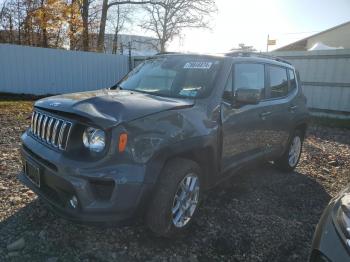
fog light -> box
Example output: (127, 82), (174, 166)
(69, 196), (78, 209)
(347, 239), (350, 248)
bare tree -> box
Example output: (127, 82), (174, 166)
(96, 0), (162, 52)
(0, 0), (26, 44)
(140, 0), (216, 52)
(0, 1), (6, 19)
(0, 1), (12, 42)
(108, 4), (132, 53)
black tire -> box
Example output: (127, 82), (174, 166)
(274, 130), (304, 172)
(146, 158), (202, 237)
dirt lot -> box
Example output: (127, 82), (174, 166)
(0, 100), (350, 262)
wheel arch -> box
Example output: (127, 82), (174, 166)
(294, 122), (308, 138)
(165, 146), (217, 189)
(151, 136), (219, 190)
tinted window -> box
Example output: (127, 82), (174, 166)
(269, 66), (288, 98)
(114, 57), (222, 98)
(288, 69), (297, 92)
(222, 70), (233, 102)
(234, 64), (265, 92)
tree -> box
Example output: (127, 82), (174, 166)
(68, 0), (90, 51)
(96, 0), (161, 52)
(31, 0), (67, 47)
(68, 0), (80, 50)
(0, 0), (26, 44)
(0, 0), (97, 50)
(81, 0), (89, 50)
(107, 4), (132, 54)
(140, 0), (216, 52)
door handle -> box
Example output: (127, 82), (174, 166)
(289, 105), (298, 112)
(259, 111), (272, 120)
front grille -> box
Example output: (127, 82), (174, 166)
(30, 110), (72, 150)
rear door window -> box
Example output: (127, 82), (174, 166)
(268, 66), (288, 98)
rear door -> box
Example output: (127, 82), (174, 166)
(221, 63), (268, 170)
(263, 65), (296, 156)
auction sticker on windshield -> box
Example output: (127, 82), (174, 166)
(184, 62), (213, 69)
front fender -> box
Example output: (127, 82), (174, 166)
(144, 135), (219, 188)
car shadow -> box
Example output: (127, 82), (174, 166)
(0, 162), (331, 262)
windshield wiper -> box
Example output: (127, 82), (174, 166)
(110, 85), (123, 90)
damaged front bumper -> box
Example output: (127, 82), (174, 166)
(19, 132), (154, 224)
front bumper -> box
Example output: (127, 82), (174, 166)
(19, 132), (154, 224)
(310, 202), (350, 262)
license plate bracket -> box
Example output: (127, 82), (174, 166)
(24, 160), (41, 187)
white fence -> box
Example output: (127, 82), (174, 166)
(0, 44), (129, 95)
(272, 49), (350, 116)
(1, 45), (349, 117)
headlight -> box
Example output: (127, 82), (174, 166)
(337, 193), (350, 238)
(83, 127), (106, 153)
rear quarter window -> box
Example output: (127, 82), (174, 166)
(268, 66), (288, 98)
(288, 69), (297, 92)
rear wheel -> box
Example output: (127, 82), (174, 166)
(275, 130), (304, 172)
(146, 158), (201, 237)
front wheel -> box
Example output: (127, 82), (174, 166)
(146, 158), (201, 237)
(274, 130), (304, 172)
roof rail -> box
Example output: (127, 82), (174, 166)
(155, 52), (181, 55)
(225, 51), (292, 65)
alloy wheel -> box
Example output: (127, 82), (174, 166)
(171, 173), (200, 228)
(288, 136), (302, 167)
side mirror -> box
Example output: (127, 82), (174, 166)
(235, 88), (261, 105)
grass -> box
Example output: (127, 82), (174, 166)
(0, 100), (34, 121)
(0, 100), (33, 111)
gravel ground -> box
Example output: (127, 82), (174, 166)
(0, 100), (350, 262)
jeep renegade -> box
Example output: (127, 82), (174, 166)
(19, 52), (309, 237)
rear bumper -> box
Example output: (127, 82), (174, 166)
(19, 134), (155, 225)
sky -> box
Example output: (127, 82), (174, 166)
(1, 0), (349, 53)
(139, 0), (350, 53)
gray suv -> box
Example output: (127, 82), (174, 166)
(19, 52), (309, 237)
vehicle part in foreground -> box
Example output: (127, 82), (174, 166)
(310, 186), (350, 262)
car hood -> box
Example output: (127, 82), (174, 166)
(35, 89), (194, 128)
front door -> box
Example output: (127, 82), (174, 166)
(221, 63), (268, 171)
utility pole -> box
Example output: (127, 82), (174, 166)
(266, 34), (269, 52)
(128, 41), (132, 71)
(120, 43), (124, 55)
(120, 41), (135, 71)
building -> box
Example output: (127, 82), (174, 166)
(103, 34), (160, 56)
(276, 21), (350, 51)
(0, 29), (160, 56)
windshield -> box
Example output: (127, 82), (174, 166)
(112, 56), (222, 98)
